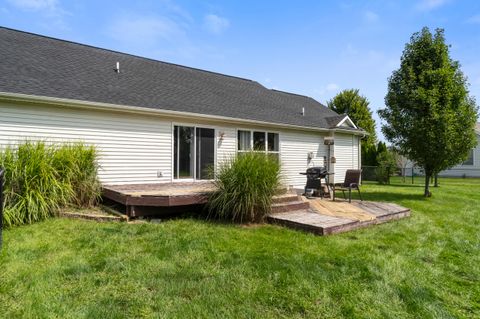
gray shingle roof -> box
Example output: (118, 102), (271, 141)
(0, 27), (354, 131)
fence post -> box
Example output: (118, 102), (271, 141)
(0, 168), (4, 249)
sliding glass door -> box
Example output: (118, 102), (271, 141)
(174, 125), (215, 180)
(174, 126), (194, 179)
(196, 128), (215, 180)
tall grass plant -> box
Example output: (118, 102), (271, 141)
(207, 151), (281, 223)
(0, 141), (100, 227)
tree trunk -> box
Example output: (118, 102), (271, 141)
(424, 173), (432, 197)
(434, 173), (439, 187)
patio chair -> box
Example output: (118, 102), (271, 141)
(331, 169), (363, 203)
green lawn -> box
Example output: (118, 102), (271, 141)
(0, 178), (479, 318)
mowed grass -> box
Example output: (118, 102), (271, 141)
(0, 178), (479, 318)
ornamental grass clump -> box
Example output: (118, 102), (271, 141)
(53, 143), (101, 207)
(0, 141), (101, 227)
(207, 151), (281, 223)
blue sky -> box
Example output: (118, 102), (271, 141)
(1, 0), (479, 139)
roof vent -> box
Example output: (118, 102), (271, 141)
(301, 107), (305, 116)
(114, 62), (120, 73)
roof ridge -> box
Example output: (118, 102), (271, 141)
(0, 26), (255, 84)
(325, 114), (347, 119)
(270, 88), (330, 109)
(271, 88), (311, 99)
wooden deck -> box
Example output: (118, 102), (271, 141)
(102, 182), (215, 217)
(103, 183), (410, 234)
(267, 199), (410, 235)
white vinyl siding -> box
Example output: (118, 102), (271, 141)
(280, 131), (327, 188)
(216, 127), (236, 168)
(440, 134), (480, 177)
(334, 134), (360, 184)
(0, 103), (173, 185)
(353, 136), (359, 169)
(0, 101), (362, 186)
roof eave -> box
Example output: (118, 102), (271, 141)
(0, 92), (367, 136)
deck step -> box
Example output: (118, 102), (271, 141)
(267, 201), (411, 236)
(272, 194), (301, 204)
(271, 200), (310, 213)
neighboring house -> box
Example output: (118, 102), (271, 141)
(439, 122), (480, 178)
(0, 27), (365, 188)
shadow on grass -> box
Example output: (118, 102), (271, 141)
(363, 181), (425, 189)
(178, 209), (240, 226)
(360, 191), (426, 203)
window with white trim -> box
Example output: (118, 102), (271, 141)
(237, 130), (279, 159)
(461, 149), (474, 166)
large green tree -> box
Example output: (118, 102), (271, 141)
(327, 89), (377, 165)
(379, 27), (478, 196)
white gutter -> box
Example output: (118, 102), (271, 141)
(0, 91), (366, 136)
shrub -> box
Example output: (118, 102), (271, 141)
(207, 151), (281, 223)
(376, 150), (396, 184)
(0, 141), (101, 227)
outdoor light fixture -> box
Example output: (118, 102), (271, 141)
(323, 136), (334, 145)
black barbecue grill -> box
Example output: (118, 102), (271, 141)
(300, 166), (333, 198)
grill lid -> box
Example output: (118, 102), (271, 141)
(306, 166), (327, 175)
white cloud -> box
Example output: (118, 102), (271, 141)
(341, 44), (358, 57)
(363, 10), (379, 22)
(7, 0), (69, 29)
(466, 14), (480, 24)
(104, 10), (209, 61)
(314, 83), (340, 97)
(416, 0), (450, 11)
(367, 49), (385, 60)
(104, 5), (230, 61)
(158, 0), (193, 24)
(7, 0), (57, 11)
(106, 15), (186, 47)
(204, 14), (230, 34)
(326, 83), (340, 91)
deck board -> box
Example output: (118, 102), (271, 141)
(268, 199), (410, 235)
(102, 182), (216, 216)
